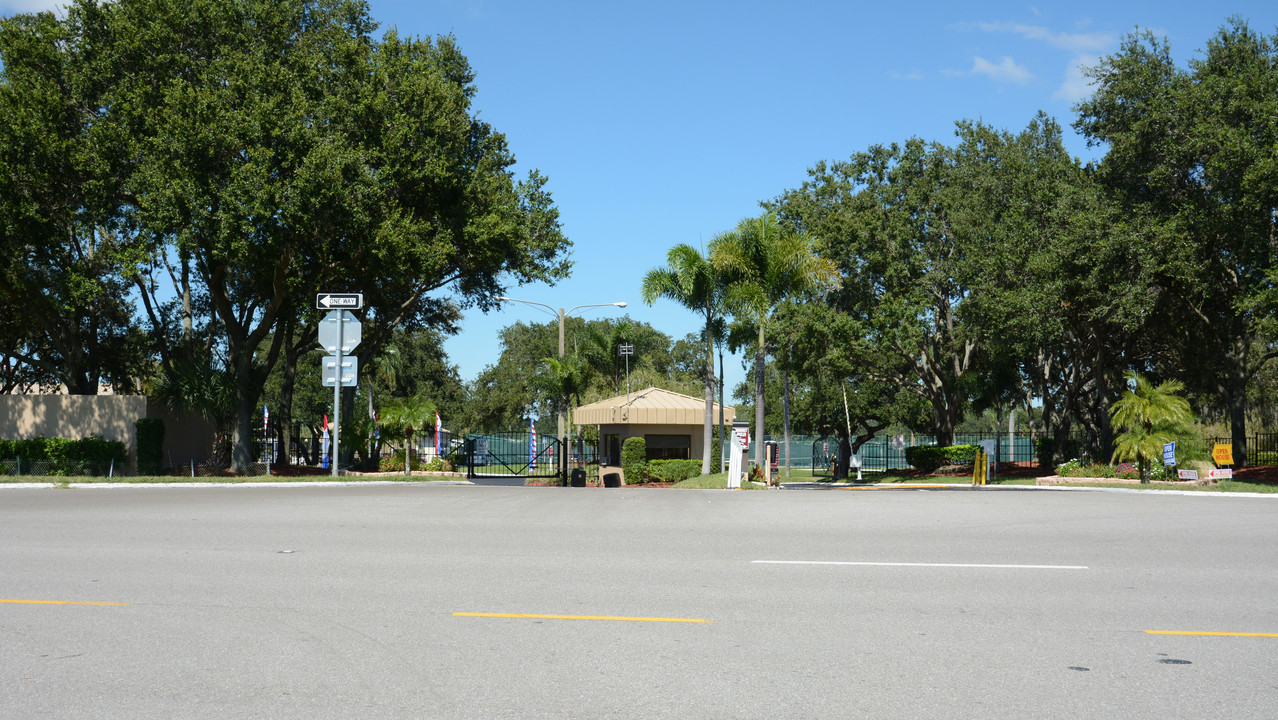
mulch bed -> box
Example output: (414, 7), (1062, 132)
(1228, 465), (1278, 484)
(163, 462), (1278, 485)
(1038, 465), (1278, 486)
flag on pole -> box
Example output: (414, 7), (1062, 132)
(529, 417), (537, 471)
(435, 411), (442, 458)
(321, 414), (330, 470)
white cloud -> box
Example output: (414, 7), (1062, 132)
(1053, 54), (1099, 102)
(977, 21), (1114, 53)
(970, 55), (1035, 84)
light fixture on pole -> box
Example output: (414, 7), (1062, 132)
(496, 296), (627, 481)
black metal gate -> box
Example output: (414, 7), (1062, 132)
(464, 432), (565, 483)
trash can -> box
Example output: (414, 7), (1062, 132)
(570, 468), (587, 487)
(603, 472), (621, 488)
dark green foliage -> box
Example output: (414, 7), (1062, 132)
(905, 444), (979, 471)
(621, 436), (648, 484)
(710, 424), (722, 472)
(135, 418), (165, 476)
(0, 436), (128, 475)
(3, 0), (571, 472)
(1036, 437), (1083, 468)
(648, 459), (702, 483)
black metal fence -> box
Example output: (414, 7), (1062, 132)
(464, 432), (566, 482)
(1208, 434), (1278, 466)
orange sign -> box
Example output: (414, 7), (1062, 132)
(1212, 444), (1234, 466)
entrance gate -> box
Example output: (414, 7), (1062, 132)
(464, 432), (565, 483)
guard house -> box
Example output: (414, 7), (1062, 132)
(573, 387), (735, 472)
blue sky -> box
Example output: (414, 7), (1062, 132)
(6, 0), (1275, 397)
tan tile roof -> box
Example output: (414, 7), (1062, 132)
(574, 386), (735, 425)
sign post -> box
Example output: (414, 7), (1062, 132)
(317, 294), (362, 477)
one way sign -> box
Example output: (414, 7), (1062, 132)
(316, 293), (363, 310)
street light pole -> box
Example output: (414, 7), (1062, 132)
(496, 296), (627, 482)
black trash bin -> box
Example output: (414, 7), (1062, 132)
(603, 472), (621, 488)
(570, 468), (587, 487)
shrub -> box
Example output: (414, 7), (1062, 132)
(1114, 462), (1140, 480)
(905, 444), (979, 471)
(136, 418), (165, 475)
(0, 436), (127, 475)
(424, 456), (453, 472)
(649, 458), (701, 483)
(1055, 458), (1083, 475)
(621, 437), (648, 484)
(379, 451), (419, 473)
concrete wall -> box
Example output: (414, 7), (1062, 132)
(0, 395), (216, 471)
(0, 395), (146, 467)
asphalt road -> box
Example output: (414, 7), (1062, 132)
(2, 483), (1276, 719)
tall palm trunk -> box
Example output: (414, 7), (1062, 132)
(754, 324), (766, 470)
(702, 347), (714, 475)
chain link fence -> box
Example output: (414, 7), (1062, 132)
(0, 458), (274, 478)
(0, 459), (126, 477)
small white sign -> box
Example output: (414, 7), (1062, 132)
(317, 292), (363, 310)
(1210, 468), (1233, 480)
(321, 355), (359, 386)
(1177, 469), (1199, 481)
(892, 435), (905, 451)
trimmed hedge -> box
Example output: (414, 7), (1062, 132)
(136, 418), (165, 475)
(621, 436), (648, 484)
(0, 436), (129, 475)
(905, 444), (980, 471)
(649, 458), (701, 483)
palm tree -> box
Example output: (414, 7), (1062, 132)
(535, 353), (592, 474)
(379, 393), (437, 476)
(1110, 372), (1193, 483)
(711, 211), (840, 478)
(581, 320), (635, 396)
(641, 244), (723, 475)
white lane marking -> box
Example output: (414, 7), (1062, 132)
(753, 560), (1088, 570)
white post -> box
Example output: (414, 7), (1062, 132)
(728, 421), (749, 489)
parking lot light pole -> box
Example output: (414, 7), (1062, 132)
(496, 297), (627, 478)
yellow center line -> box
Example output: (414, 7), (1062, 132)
(454, 612), (711, 624)
(1146, 630), (1278, 638)
(0, 599), (130, 606)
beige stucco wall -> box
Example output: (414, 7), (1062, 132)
(0, 395), (146, 465)
(0, 395), (216, 471)
(595, 422), (708, 462)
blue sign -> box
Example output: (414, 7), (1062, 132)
(1162, 441), (1176, 466)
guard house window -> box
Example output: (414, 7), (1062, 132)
(644, 434), (690, 461)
